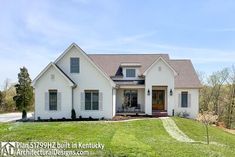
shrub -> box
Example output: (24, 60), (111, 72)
(182, 111), (189, 118)
(22, 109), (27, 119)
(71, 109), (76, 119)
(175, 111), (189, 118)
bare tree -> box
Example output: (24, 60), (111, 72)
(197, 111), (218, 144)
(207, 68), (229, 115)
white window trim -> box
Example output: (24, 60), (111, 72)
(125, 68), (136, 78)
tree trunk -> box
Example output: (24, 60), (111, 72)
(206, 124), (209, 144)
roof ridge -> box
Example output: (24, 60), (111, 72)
(88, 53), (169, 55)
(170, 59), (191, 61)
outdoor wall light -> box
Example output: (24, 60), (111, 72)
(147, 89), (150, 96)
(170, 89), (173, 96)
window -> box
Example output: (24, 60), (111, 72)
(124, 90), (138, 107)
(49, 90), (57, 110)
(181, 92), (188, 107)
(70, 57), (80, 73)
(85, 90), (99, 110)
(126, 69), (136, 77)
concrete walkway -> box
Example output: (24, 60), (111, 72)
(160, 117), (195, 142)
(0, 112), (33, 122)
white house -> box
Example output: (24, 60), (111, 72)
(32, 43), (201, 120)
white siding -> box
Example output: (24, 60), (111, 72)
(174, 89), (199, 118)
(56, 46), (113, 119)
(145, 59), (175, 116)
(34, 66), (72, 119)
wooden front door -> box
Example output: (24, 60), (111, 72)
(152, 90), (165, 110)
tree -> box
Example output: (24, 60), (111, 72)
(0, 90), (3, 111)
(224, 66), (235, 128)
(197, 111), (218, 144)
(208, 68), (229, 115)
(13, 67), (33, 119)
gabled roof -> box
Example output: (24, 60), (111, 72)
(54, 43), (116, 87)
(33, 43), (201, 89)
(32, 62), (76, 87)
(89, 54), (169, 76)
(169, 60), (202, 88)
(89, 54), (201, 88)
(143, 56), (178, 76)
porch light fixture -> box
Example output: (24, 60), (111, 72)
(147, 89), (150, 96)
(170, 89), (173, 96)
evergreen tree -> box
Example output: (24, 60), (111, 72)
(13, 67), (33, 119)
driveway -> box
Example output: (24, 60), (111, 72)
(0, 112), (33, 122)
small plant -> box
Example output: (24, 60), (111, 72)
(71, 108), (76, 120)
(50, 117), (53, 121)
(175, 111), (189, 118)
(175, 112), (181, 117)
(37, 117), (41, 121)
(182, 111), (189, 118)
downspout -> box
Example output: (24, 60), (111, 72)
(71, 85), (77, 110)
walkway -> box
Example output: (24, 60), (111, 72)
(160, 117), (195, 142)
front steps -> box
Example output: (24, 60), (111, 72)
(152, 110), (168, 117)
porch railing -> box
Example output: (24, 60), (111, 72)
(116, 104), (143, 113)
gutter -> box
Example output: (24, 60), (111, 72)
(71, 85), (77, 110)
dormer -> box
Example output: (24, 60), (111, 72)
(120, 63), (141, 79)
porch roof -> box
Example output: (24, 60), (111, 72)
(114, 80), (145, 85)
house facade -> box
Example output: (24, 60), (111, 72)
(32, 43), (201, 120)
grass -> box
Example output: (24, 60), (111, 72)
(0, 118), (234, 157)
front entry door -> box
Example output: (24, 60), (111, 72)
(152, 90), (165, 110)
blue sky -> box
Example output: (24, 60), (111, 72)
(0, 0), (235, 88)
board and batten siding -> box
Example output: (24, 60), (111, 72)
(145, 59), (175, 116)
(56, 46), (114, 119)
(174, 89), (199, 118)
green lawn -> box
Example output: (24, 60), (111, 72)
(0, 118), (235, 157)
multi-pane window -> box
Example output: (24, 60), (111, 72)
(49, 90), (57, 110)
(181, 92), (188, 107)
(85, 90), (99, 110)
(70, 57), (80, 73)
(126, 69), (136, 77)
(124, 90), (138, 107)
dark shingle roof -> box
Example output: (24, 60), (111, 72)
(89, 54), (201, 88)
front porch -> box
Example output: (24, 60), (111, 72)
(115, 85), (168, 116)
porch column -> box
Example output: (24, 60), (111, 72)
(145, 86), (152, 115)
(112, 88), (116, 117)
